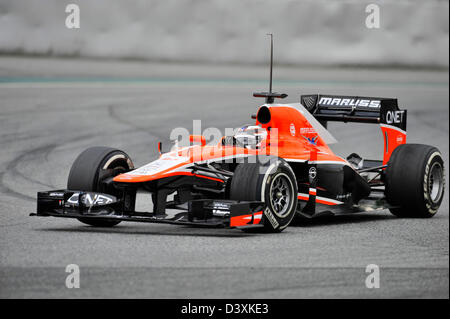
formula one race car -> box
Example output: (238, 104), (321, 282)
(32, 40), (445, 233)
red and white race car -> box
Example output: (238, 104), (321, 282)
(33, 41), (445, 233)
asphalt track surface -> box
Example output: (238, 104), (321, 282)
(0, 56), (448, 298)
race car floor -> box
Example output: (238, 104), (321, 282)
(0, 56), (448, 298)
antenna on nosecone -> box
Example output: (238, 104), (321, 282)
(253, 34), (287, 104)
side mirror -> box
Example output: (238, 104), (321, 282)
(189, 135), (206, 146)
(157, 141), (162, 155)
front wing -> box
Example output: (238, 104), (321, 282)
(31, 190), (265, 229)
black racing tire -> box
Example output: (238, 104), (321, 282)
(385, 144), (445, 218)
(229, 156), (298, 232)
(67, 146), (134, 227)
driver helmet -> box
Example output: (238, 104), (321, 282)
(234, 125), (268, 148)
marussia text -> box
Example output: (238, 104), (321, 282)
(181, 303), (269, 316)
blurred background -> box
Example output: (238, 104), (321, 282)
(0, 0), (448, 68)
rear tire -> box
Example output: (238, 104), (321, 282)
(385, 144), (445, 218)
(67, 146), (134, 227)
(230, 156), (298, 232)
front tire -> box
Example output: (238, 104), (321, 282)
(385, 144), (445, 218)
(230, 156), (298, 232)
(67, 146), (134, 227)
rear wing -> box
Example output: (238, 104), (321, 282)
(300, 94), (406, 129)
(300, 94), (407, 164)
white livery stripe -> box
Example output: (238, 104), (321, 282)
(285, 159), (350, 166)
(379, 124), (407, 135)
(297, 193), (344, 205)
